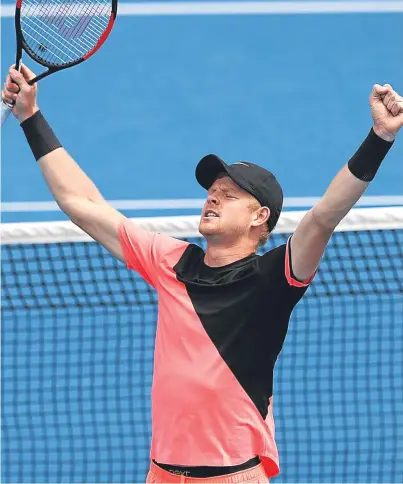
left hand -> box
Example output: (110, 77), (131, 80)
(370, 84), (403, 141)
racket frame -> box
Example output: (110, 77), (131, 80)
(14, 0), (118, 85)
(2, 0), (117, 126)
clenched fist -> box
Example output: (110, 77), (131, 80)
(370, 84), (403, 142)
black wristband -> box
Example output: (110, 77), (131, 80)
(347, 128), (394, 182)
(20, 111), (62, 161)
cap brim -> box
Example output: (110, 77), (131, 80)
(196, 154), (231, 190)
(196, 154), (256, 199)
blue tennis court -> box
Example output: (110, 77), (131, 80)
(1, 1), (403, 222)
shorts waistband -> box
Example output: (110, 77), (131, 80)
(148, 459), (267, 483)
(152, 457), (260, 478)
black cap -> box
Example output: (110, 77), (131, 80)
(196, 154), (283, 232)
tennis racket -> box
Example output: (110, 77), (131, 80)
(1, 0), (118, 125)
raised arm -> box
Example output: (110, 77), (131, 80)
(2, 65), (126, 262)
(290, 83), (403, 281)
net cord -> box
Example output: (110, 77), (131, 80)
(2, 206), (403, 245)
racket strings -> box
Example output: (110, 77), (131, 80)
(22, 2), (78, 63)
(24, 1), (110, 61)
(20, 0), (111, 65)
(28, 0), (110, 50)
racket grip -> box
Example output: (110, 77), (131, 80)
(1, 101), (13, 126)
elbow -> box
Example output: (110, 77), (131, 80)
(57, 197), (89, 225)
(311, 204), (340, 232)
(57, 197), (78, 216)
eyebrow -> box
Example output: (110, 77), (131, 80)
(209, 184), (234, 194)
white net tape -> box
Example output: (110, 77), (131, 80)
(2, 206), (403, 245)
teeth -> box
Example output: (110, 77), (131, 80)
(205, 212), (218, 217)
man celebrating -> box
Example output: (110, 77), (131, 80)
(2, 66), (402, 483)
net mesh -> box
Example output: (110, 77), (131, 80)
(2, 207), (403, 483)
(21, 0), (112, 65)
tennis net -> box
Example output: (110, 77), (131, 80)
(2, 207), (403, 483)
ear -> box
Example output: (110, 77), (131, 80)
(251, 206), (270, 228)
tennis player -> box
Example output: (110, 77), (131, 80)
(3, 66), (403, 483)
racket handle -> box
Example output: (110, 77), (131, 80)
(1, 101), (13, 126)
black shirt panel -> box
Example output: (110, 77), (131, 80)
(173, 242), (309, 419)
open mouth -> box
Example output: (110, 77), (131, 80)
(203, 209), (219, 219)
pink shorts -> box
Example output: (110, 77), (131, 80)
(146, 461), (269, 483)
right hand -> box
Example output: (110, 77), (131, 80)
(370, 83), (403, 142)
(1, 64), (39, 123)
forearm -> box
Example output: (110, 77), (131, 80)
(21, 111), (105, 209)
(313, 128), (394, 229)
(313, 165), (368, 228)
(38, 148), (105, 207)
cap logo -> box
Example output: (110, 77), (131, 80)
(232, 162), (249, 167)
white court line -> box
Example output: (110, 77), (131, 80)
(2, 196), (403, 212)
(1, 1), (403, 17)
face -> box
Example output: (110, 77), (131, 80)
(199, 174), (269, 245)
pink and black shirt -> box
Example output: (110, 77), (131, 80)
(118, 219), (313, 479)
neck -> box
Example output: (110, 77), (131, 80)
(204, 238), (256, 267)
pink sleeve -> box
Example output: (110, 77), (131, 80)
(118, 219), (188, 288)
(285, 236), (316, 287)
